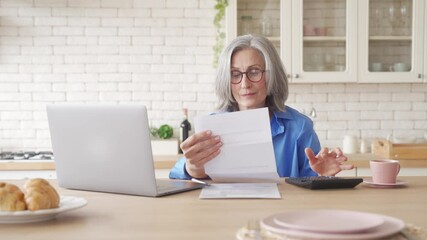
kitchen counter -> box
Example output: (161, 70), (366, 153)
(1, 153), (427, 171)
(0, 155), (180, 171)
(347, 153), (427, 168)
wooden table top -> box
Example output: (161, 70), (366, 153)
(1, 176), (426, 240)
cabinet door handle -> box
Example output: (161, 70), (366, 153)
(418, 74), (422, 78)
(293, 74), (299, 78)
(286, 74), (291, 79)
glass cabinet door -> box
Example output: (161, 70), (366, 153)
(289, 0), (358, 83)
(226, 0), (282, 54)
(226, 0), (292, 82)
(358, 0), (424, 82)
(227, 0), (358, 83)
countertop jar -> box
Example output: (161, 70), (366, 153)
(343, 135), (359, 154)
(360, 139), (370, 153)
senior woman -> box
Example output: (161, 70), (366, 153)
(169, 34), (353, 180)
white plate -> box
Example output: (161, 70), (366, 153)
(273, 209), (385, 233)
(363, 179), (407, 187)
(0, 196), (87, 224)
(261, 212), (404, 240)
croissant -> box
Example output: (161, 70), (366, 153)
(24, 178), (60, 210)
(0, 182), (27, 211)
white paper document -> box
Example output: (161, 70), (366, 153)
(194, 108), (280, 183)
(199, 183), (281, 199)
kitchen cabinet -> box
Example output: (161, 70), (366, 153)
(358, 0), (425, 83)
(225, 0), (426, 83)
(225, 0), (283, 59)
(226, 0), (357, 83)
(290, 0), (358, 83)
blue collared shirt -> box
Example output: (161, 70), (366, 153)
(169, 106), (320, 179)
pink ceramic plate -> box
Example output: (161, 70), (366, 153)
(273, 209), (384, 234)
(363, 178), (407, 186)
(261, 212), (404, 240)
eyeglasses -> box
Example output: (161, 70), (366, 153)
(230, 68), (265, 84)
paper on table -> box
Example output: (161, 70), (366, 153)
(194, 108), (280, 183)
(199, 183), (281, 199)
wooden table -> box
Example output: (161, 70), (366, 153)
(1, 177), (426, 240)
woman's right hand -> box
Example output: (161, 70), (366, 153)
(181, 130), (222, 178)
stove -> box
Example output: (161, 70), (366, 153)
(0, 151), (54, 160)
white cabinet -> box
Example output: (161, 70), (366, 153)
(225, 0), (426, 83)
(358, 0), (425, 83)
(226, 0), (283, 57)
(289, 0), (358, 83)
(226, 0), (357, 83)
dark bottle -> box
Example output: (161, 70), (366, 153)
(179, 108), (191, 154)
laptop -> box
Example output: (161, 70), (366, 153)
(46, 104), (203, 197)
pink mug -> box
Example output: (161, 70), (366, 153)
(370, 160), (400, 184)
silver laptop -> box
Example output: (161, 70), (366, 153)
(46, 104), (203, 197)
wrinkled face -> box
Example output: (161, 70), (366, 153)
(230, 48), (267, 111)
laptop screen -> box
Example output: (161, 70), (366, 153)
(47, 104), (159, 196)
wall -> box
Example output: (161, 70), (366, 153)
(0, 0), (426, 152)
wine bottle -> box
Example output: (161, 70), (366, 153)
(179, 108), (191, 154)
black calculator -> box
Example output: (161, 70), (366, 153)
(285, 176), (363, 190)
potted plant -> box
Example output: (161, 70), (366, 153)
(150, 124), (179, 155)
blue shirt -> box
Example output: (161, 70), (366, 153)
(169, 106), (320, 179)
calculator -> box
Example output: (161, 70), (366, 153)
(285, 176), (363, 190)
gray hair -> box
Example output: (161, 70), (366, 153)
(215, 34), (289, 112)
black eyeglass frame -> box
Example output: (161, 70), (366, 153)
(230, 69), (266, 84)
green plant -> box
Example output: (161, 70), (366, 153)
(213, 0), (228, 67)
(150, 124), (174, 139)
(150, 126), (158, 138)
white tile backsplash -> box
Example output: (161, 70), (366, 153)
(0, 0), (426, 152)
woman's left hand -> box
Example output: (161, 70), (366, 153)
(305, 147), (354, 176)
